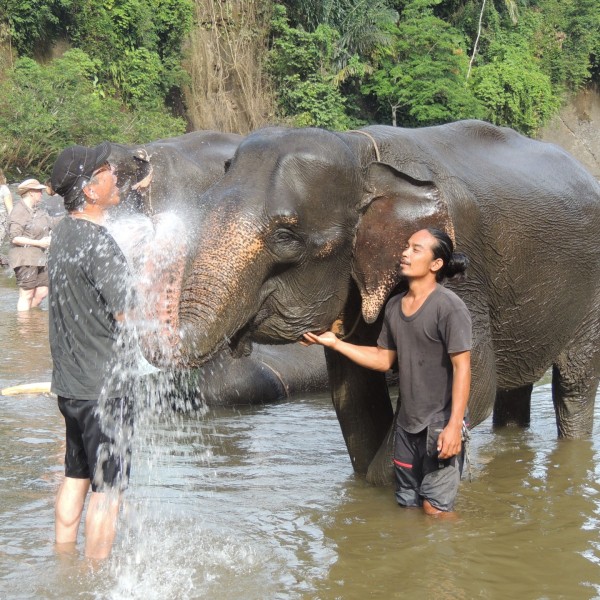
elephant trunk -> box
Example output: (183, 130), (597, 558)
(134, 213), (190, 367)
(174, 214), (270, 367)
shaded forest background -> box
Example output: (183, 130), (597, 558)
(0, 0), (598, 179)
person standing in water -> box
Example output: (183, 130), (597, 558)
(0, 168), (13, 215)
(304, 228), (471, 516)
(7, 178), (53, 311)
(49, 142), (134, 560)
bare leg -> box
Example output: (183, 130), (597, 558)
(31, 285), (48, 308)
(423, 499), (458, 520)
(55, 477), (90, 547)
(84, 491), (121, 560)
(16, 288), (34, 311)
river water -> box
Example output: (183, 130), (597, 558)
(1, 268), (600, 600)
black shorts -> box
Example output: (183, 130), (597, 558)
(58, 396), (134, 493)
(393, 422), (464, 512)
(14, 265), (49, 290)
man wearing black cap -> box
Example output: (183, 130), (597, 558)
(49, 142), (134, 560)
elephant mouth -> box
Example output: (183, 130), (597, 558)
(226, 303), (274, 357)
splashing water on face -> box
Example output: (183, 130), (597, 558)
(92, 213), (219, 592)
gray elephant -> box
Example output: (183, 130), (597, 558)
(108, 130), (242, 215)
(103, 131), (329, 406)
(138, 120), (600, 484)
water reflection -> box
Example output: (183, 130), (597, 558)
(1, 270), (600, 599)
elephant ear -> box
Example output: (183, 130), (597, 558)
(352, 162), (454, 324)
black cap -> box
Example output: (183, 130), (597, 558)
(51, 141), (111, 200)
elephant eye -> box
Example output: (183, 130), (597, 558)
(272, 229), (296, 243)
(268, 228), (305, 262)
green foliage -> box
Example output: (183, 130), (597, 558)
(268, 5), (357, 129)
(0, 49), (185, 180)
(1, 0), (598, 164)
(362, 0), (485, 126)
(561, 0), (600, 88)
(67, 0), (193, 108)
(281, 0), (398, 66)
(0, 0), (193, 110)
(0, 0), (68, 55)
(471, 39), (560, 135)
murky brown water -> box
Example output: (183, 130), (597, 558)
(1, 267), (600, 600)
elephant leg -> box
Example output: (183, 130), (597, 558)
(552, 331), (600, 437)
(552, 366), (598, 438)
(552, 350), (600, 438)
(365, 393), (403, 486)
(325, 348), (393, 477)
(493, 384), (533, 428)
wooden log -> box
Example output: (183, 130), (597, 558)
(1, 382), (52, 396)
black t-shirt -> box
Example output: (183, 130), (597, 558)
(48, 217), (132, 399)
(377, 284), (472, 433)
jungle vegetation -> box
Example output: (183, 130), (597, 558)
(0, 0), (598, 178)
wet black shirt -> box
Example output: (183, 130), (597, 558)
(48, 217), (132, 400)
(377, 284), (472, 433)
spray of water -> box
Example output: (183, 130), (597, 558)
(93, 213), (222, 594)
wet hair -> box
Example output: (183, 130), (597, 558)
(425, 227), (469, 282)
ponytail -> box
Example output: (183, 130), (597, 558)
(425, 227), (469, 282)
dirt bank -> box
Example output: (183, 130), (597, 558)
(539, 84), (600, 179)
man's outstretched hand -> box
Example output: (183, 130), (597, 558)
(301, 331), (338, 348)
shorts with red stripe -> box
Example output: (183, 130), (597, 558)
(393, 422), (463, 512)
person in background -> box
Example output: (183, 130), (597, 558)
(44, 178), (65, 218)
(0, 168), (13, 214)
(7, 178), (53, 311)
(49, 141), (134, 561)
(0, 168), (13, 255)
(304, 228), (472, 516)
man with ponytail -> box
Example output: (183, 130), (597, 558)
(304, 228), (471, 516)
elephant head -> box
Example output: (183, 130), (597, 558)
(107, 131), (243, 216)
(142, 126), (454, 368)
(103, 130), (243, 366)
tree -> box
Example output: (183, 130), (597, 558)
(0, 0), (67, 57)
(0, 49), (185, 180)
(268, 5), (356, 129)
(67, 0), (194, 108)
(362, 0), (484, 126)
(471, 36), (559, 135)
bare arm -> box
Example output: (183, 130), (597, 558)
(3, 191), (13, 214)
(302, 331), (396, 372)
(12, 235), (51, 249)
(437, 350), (471, 459)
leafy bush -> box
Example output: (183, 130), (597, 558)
(362, 1), (485, 126)
(0, 49), (185, 181)
(471, 38), (560, 135)
(267, 5), (356, 129)
(1, 0), (193, 110)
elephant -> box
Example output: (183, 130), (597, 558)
(137, 120), (600, 485)
(107, 130), (243, 215)
(101, 131), (330, 407)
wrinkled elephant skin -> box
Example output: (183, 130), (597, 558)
(151, 121), (600, 484)
(105, 131), (330, 406)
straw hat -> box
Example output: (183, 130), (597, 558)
(17, 178), (46, 196)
